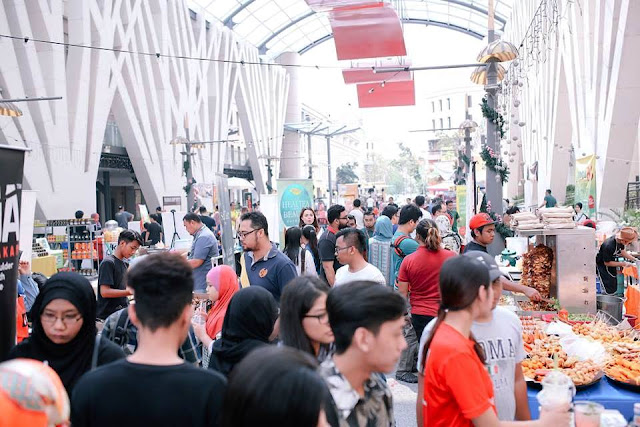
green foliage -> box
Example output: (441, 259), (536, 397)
(480, 146), (510, 184)
(479, 193), (513, 239)
(600, 208), (640, 229)
(389, 142), (424, 194)
(480, 97), (506, 139)
(336, 162), (359, 184)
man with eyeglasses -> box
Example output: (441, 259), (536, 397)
(318, 205), (350, 286)
(239, 211), (297, 302)
(334, 228), (386, 287)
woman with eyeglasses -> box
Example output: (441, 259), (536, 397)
(280, 277), (334, 361)
(7, 272), (125, 394)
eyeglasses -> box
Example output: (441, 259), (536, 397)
(41, 312), (82, 326)
(238, 228), (261, 239)
(304, 312), (329, 324)
(334, 245), (353, 255)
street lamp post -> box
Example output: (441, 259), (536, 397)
(171, 116), (238, 211)
(470, 0), (519, 253)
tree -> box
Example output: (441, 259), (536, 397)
(336, 162), (359, 184)
(389, 143), (424, 194)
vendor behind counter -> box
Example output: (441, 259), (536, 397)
(596, 226), (639, 294)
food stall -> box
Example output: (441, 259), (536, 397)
(516, 227), (597, 315)
(497, 214), (640, 419)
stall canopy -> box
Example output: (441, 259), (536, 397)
(227, 177), (255, 189)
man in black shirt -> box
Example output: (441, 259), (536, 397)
(144, 215), (163, 245)
(596, 227), (639, 294)
(72, 252), (227, 427)
(96, 230), (142, 320)
(199, 205), (217, 232)
(318, 204), (349, 286)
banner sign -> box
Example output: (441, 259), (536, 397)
(277, 180), (314, 229)
(215, 174), (236, 269)
(575, 155), (597, 217)
(0, 146), (26, 360)
(455, 185), (467, 229)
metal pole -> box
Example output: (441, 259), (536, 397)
(484, 0), (505, 253)
(307, 133), (313, 180)
(184, 121), (195, 212)
(326, 135), (332, 206)
(1, 96), (63, 102)
(464, 128), (472, 177)
(472, 161), (478, 214)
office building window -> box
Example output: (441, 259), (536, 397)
(467, 95), (472, 108)
(448, 117), (451, 129)
(439, 118), (443, 129)
(432, 119), (436, 130)
(439, 99), (443, 111)
(431, 101), (435, 112)
(447, 98), (451, 110)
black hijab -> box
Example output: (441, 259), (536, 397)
(8, 272), (98, 393)
(208, 286), (278, 376)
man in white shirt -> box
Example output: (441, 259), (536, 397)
(334, 228), (386, 286)
(417, 251), (530, 422)
(415, 195), (432, 220)
(349, 199), (365, 229)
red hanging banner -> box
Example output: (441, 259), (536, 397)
(330, 3), (407, 60)
(356, 80), (415, 108)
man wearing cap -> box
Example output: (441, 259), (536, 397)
(464, 213), (497, 254)
(418, 251), (531, 421)
(596, 226), (639, 294)
(465, 213), (542, 301)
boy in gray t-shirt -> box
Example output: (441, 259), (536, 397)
(418, 252), (530, 421)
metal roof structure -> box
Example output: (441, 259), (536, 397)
(188, 0), (513, 58)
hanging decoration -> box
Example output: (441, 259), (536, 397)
(480, 146), (510, 185)
(480, 97), (506, 139)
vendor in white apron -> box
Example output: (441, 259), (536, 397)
(596, 227), (639, 294)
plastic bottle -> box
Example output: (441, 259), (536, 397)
(631, 402), (640, 426)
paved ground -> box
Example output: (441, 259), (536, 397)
(388, 376), (419, 427)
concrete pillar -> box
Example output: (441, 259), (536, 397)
(277, 52), (302, 179)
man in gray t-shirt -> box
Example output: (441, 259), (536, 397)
(183, 213), (219, 292)
(418, 252), (530, 421)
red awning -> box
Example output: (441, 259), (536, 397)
(330, 3), (407, 60)
(356, 80), (415, 108)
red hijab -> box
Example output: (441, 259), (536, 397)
(205, 265), (239, 339)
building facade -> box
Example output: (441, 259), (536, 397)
(0, 0), (288, 220)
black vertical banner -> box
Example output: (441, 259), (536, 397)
(215, 174), (236, 270)
(0, 146), (26, 360)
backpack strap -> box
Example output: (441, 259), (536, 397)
(91, 334), (101, 370)
(391, 235), (410, 258)
(111, 309), (130, 347)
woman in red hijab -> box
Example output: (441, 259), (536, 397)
(194, 265), (239, 360)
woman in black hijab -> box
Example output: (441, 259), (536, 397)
(208, 286), (278, 376)
(7, 272), (124, 393)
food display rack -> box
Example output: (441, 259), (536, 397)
(516, 226), (597, 314)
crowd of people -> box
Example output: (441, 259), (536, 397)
(2, 194), (573, 427)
